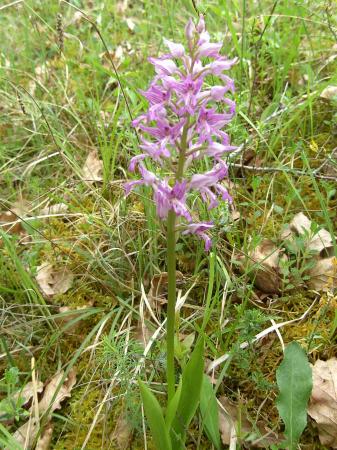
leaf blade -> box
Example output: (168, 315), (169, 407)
(200, 375), (221, 450)
(139, 380), (172, 450)
(276, 341), (312, 449)
(171, 338), (204, 448)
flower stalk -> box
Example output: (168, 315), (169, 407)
(125, 14), (237, 402)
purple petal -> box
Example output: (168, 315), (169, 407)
(163, 38), (185, 58)
(198, 42), (222, 58)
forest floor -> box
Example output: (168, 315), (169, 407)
(0, 0), (337, 449)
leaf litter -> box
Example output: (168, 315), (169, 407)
(237, 212), (336, 294)
(308, 358), (337, 448)
(11, 369), (76, 449)
(36, 263), (74, 298)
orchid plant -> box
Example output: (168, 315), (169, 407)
(125, 14), (236, 449)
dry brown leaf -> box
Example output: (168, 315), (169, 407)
(38, 369), (76, 415)
(12, 381), (44, 406)
(282, 212), (334, 255)
(82, 150), (103, 182)
(308, 358), (337, 448)
(40, 203), (68, 215)
(219, 396), (282, 448)
(307, 257), (337, 292)
(11, 371), (75, 450)
(219, 396), (251, 445)
(125, 18), (135, 32)
(56, 305), (91, 332)
(36, 263), (74, 298)
(238, 240), (286, 294)
(11, 199), (31, 217)
(320, 86), (337, 100)
(0, 211), (24, 235)
(12, 417), (39, 449)
(35, 422), (54, 450)
(111, 413), (133, 449)
(148, 271), (184, 312)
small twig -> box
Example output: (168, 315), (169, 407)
(207, 298), (318, 373)
(229, 162), (337, 181)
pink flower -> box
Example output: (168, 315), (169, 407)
(125, 14), (237, 251)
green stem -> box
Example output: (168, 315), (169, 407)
(166, 117), (190, 403)
(166, 209), (176, 403)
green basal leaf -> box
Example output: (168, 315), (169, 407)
(139, 380), (172, 450)
(200, 375), (221, 450)
(165, 378), (182, 430)
(171, 338), (204, 449)
(276, 341), (312, 449)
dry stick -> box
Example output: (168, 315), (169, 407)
(60, 0), (140, 143)
(207, 297), (318, 373)
(229, 162), (337, 181)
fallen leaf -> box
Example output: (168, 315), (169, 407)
(0, 211), (24, 235)
(40, 203), (68, 215)
(218, 396), (281, 447)
(238, 240), (287, 294)
(82, 150), (103, 182)
(11, 199), (31, 217)
(148, 271), (184, 313)
(111, 413), (133, 449)
(38, 369), (76, 415)
(35, 422), (54, 450)
(12, 381), (44, 406)
(11, 370), (76, 450)
(308, 358), (337, 448)
(125, 18), (135, 32)
(320, 86), (337, 100)
(307, 257), (337, 292)
(56, 305), (91, 332)
(281, 212), (334, 255)
(13, 417), (39, 449)
(219, 396), (251, 445)
(36, 263), (74, 298)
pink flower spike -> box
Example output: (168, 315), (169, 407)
(210, 86), (228, 101)
(163, 38), (185, 58)
(182, 222), (214, 251)
(196, 14), (205, 33)
(125, 15), (237, 253)
(198, 42), (222, 58)
(148, 57), (178, 75)
(198, 31), (210, 46)
(206, 142), (237, 158)
(185, 18), (196, 40)
(128, 154), (147, 171)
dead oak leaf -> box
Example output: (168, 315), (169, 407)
(237, 240), (287, 294)
(82, 150), (103, 183)
(281, 212), (334, 255)
(35, 422), (54, 450)
(307, 257), (337, 292)
(12, 381), (44, 406)
(320, 86), (337, 100)
(11, 371), (76, 450)
(36, 263), (74, 298)
(38, 369), (77, 415)
(308, 358), (337, 448)
(219, 396), (282, 448)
